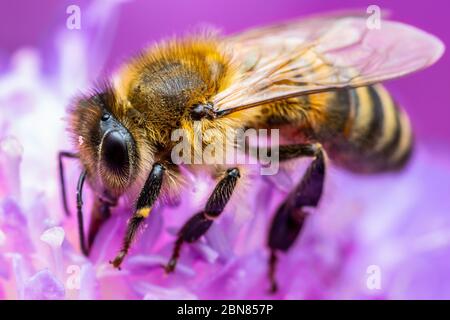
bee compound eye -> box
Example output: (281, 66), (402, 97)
(101, 130), (129, 172)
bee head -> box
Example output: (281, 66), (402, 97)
(69, 86), (139, 195)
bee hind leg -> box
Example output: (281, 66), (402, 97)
(268, 143), (325, 293)
(165, 167), (240, 273)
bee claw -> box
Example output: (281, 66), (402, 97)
(269, 281), (278, 294)
(268, 250), (278, 294)
(110, 251), (126, 270)
(164, 259), (177, 274)
(109, 260), (122, 270)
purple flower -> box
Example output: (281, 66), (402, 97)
(1, 1), (450, 300)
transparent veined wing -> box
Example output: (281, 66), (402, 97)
(213, 13), (444, 117)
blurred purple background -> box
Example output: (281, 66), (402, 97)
(1, 0), (449, 147)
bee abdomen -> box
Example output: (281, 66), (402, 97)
(327, 85), (413, 173)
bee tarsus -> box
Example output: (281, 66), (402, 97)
(110, 250), (126, 270)
(164, 237), (184, 274)
(58, 151), (78, 217)
(165, 167), (240, 273)
(268, 250), (278, 294)
(76, 170), (89, 256)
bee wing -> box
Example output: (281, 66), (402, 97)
(213, 14), (444, 117)
(225, 9), (383, 43)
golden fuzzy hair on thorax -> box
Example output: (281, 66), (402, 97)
(113, 36), (236, 146)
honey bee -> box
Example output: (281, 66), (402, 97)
(59, 11), (444, 292)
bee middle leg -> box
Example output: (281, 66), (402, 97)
(267, 143), (325, 293)
(165, 167), (240, 273)
(87, 196), (117, 250)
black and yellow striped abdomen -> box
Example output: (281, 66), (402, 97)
(249, 84), (414, 174)
(309, 84), (414, 173)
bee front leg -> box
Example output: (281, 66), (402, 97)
(76, 170), (89, 256)
(58, 151), (78, 217)
(268, 143), (325, 293)
(165, 167), (240, 273)
(58, 153), (89, 256)
(110, 163), (165, 269)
